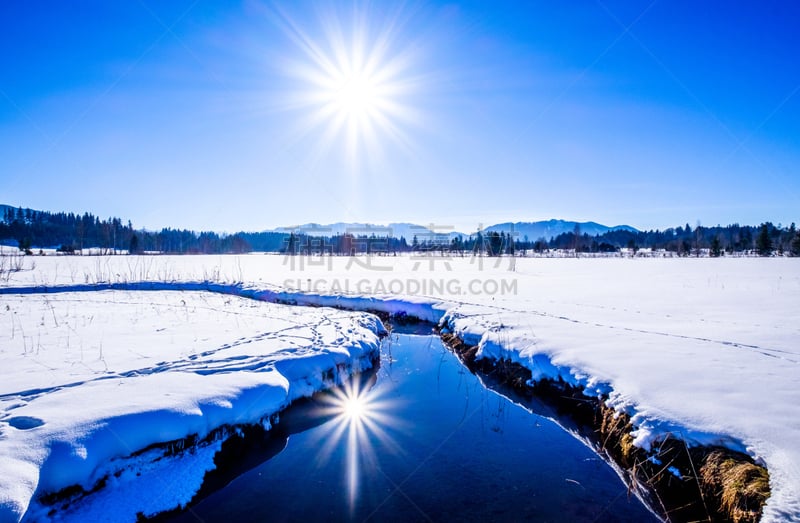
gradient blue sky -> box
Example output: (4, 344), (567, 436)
(1, 1), (799, 233)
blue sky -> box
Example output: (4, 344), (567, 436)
(1, 1), (798, 233)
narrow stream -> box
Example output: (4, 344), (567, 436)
(165, 330), (658, 522)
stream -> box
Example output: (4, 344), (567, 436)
(164, 327), (658, 522)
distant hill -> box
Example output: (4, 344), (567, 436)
(268, 220), (640, 241)
(0, 204), (17, 218)
(484, 220), (638, 241)
(271, 222), (465, 240)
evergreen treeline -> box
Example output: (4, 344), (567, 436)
(282, 232), (410, 256)
(2, 205), (799, 257)
(272, 222), (800, 257)
(536, 222), (800, 257)
(0, 206), (253, 254)
(449, 223), (800, 257)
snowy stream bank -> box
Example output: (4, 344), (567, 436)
(0, 289), (384, 522)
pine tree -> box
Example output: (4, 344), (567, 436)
(488, 231), (502, 256)
(710, 236), (722, 257)
(756, 223), (773, 256)
(129, 234), (140, 254)
(790, 226), (800, 257)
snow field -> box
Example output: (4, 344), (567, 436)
(1, 254), (798, 521)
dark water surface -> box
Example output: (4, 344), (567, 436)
(167, 332), (657, 522)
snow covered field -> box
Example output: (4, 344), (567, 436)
(1, 253), (798, 521)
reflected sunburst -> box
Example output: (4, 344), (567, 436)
(310, 370), (404, 512)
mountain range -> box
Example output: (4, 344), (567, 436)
(270, 220), (638, 240)
(484, 220), (637, 241)
(269, 222), (453, 240)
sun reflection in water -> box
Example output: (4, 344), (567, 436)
(312, 371), (403, 513)
(343, 394), (367, 420)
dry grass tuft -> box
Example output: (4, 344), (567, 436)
(599, 406), (638, 465)
(700, 450), (770, 523)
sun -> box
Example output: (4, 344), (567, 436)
(331, 70), (379, 120)
(274, 5), (421, 162)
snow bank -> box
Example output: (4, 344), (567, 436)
(1, 255), (798, 521)
(0, 291), (385, 522)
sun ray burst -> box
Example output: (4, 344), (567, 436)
(272, 4), (423, 169)
(305, 370), (406, 512)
